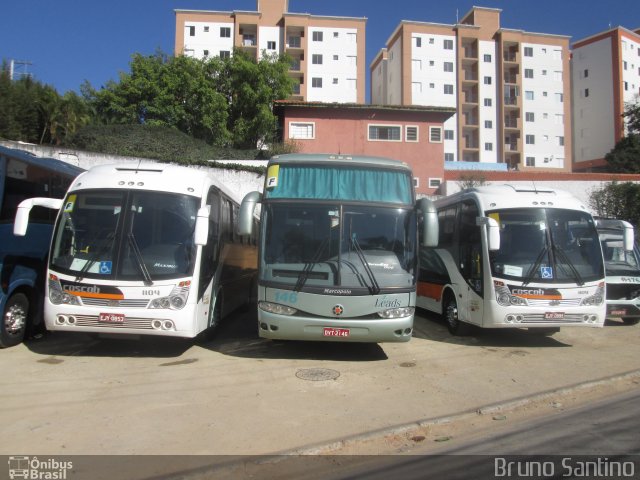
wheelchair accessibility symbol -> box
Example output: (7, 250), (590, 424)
(99, 261), (112, 274)
(541, 266), (553, 279)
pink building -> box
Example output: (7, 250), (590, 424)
(274, 101), (455, 195)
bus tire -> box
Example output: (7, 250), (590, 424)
(622, 317), (640, 326)
(1, 292), (29, 348)
(444, 296), (471, 336)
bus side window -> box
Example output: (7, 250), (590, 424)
(458, 201), (482, 294)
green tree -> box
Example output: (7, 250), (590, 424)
(604, 134), (640, 173)
(624, 99), (640, 134)
(589, 181), (640, 227)
(216, 50), (293, 149)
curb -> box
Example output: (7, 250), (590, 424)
(282, 369), (640, 455)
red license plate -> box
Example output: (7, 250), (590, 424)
(544, 312), (564, 320)
(611, 309), (627, 316)
(99, 313), (125, 324)
(323, 327), (350, 337)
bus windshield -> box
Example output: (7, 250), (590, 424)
(599, 231), (640, 276)
(262, 203), (417, 292)
(50, 189), (199, 281)
(488, 208), (603, 284)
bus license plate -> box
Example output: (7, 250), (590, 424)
(99, 313), (125, 324)
(611, 309), (627, 316)
(323, 327), (350, 338)
(544, 312), (564, 320)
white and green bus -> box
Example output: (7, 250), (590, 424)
(418, 185), (620, 336)
(238, 154), (438, 343)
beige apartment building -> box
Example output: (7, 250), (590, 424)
(174, 0), (366, 103)
(371, 7), (572, 172)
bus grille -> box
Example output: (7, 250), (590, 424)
(525, 299), (583, 307)
(72, 315), (154, 329)
(80, 298), (150, 308)
(518, 313), (586, 324)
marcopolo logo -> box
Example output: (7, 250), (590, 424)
(8, 456), (73, 480)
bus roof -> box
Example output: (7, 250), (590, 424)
(436, 184), (590, 213)
(67, 162), (240, 202)
(269, 153), (412, 172)
(0, 145), (85, 177)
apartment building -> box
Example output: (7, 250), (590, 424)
(572, 27), (640, 172)
(174, 0), (366, 103)
(371, 7), (572, 172)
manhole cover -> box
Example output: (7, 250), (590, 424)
(295, 368), (340, 381)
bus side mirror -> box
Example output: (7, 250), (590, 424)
(238, 191), (262, 236)
(194, 206), (210, 246)
(477, 216), (500, 251)
(417, 197), (438, 247)
(13, 197), (63, 236)
(621, 220), (635, 251)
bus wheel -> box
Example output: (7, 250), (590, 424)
(444, 297), (470, 336)
(1, 292), (29, 348)
(622, 317), (640, 325)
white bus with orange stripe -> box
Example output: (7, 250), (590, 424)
(14, 163), (258, 340)
(417, 185), (621, 336)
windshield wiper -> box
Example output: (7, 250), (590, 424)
(522, 245), (548, 287)
(351, 236), (381, 295)
(552, 244), (585, 286)
(294, 237), (329, 292)
(127, 233), (154, 286)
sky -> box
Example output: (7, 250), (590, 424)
(1, 0), (639, 96)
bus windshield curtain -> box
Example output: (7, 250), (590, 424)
(266, 166), (412, 204)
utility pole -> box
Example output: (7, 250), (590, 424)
(9, 59), (33, 80)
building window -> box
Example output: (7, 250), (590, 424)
(526, 156), (535, 167)
(429, 38), (434, 44)
(312, 54), (323, 65)
(368, 125), (402, 141)
(556, 93), (564, 103)
(333, 54), (339, 61)
(444, 62), (454, 72)
(414, 177), (420, 188)
(584, 69), (589, 78)
(220, 50), (231, 59)
(445, 153), (454, 162)
(484, 120), (492, 129)
(624, 61), (628, 70)
(405, 126), (419, 142)
(485, 142), (493, 151)
(220, 27), (230, 38)
(333, 78), (338, 84)
(444, 39), (454, 50)
(558, 136), (565, 146)
(415, 37), (422, 48)
(429, 127), (443, 143)
(189, 26), (195, 37)
(444, 130), (454, 140)
(429, 178), (442, 188)
(203, 50), (209, 57)
(524, 46), (533, 57)
(444, 84), (454, 95)
(525, 91), (534, 100)
(289, 122), (315, 139)
(312, 31), (323, 42)
(525, 68), (534, 79)
(429, 83), (435, 89)
(484, 98), (492, 107)
(204, 26), (210, 33)
(333, 31), (339, 38)
(484, 54), (491, 62)
(267, 41), (276, 50)
(584, 88), (589, 97)
(484, 76), (492, 85)
(311, 77), (323, 88)
(526, 134), (535, 145)
(526, 112), (535, 122)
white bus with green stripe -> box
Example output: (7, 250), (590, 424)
(238, 154), (438, 343)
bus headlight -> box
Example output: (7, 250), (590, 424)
(581, 285), (605, 306)
(259, 302), (297, 316)
(377, 307), (414, 319)
(48, 276), (80, 305)
(495, 283), (528, 307)
(149, 282), (190, 310)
